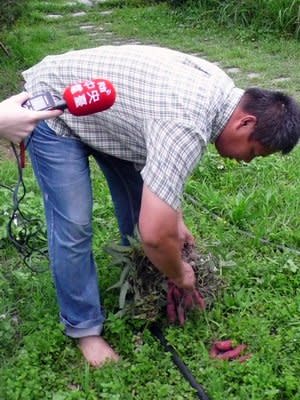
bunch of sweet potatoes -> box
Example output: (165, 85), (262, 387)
(167, 280), (206, 325)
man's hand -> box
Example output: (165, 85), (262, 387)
(171, 261), (196, 290)
(167, 280), (206, 325)
(0, 92), (63, 143)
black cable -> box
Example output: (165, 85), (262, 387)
(0, 183), (14, 191)
(4, 142), (48, 273)
(150, 323), (211, 400)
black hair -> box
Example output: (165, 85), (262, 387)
(240, 88), (300, 154)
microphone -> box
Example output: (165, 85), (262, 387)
(61, 78), (116, 116)
(24, 78), (116, 115)
(20, 78), (116, 168)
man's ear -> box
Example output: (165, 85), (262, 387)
(237, 115), (257, 129)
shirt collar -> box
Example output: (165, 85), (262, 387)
(211, 86), (244, 142)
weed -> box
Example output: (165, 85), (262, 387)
(0, 0), (300, 399)
(169, 0), (300, 39)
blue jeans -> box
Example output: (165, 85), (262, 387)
(27, 121), (143, 338)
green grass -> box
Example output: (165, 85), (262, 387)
(169, 0), (300, 39)
(1, 0), (300, 399)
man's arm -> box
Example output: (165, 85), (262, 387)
(177, 210), (195, 248)
(0, 92), (62, 143)
(139, 184), (196, 290)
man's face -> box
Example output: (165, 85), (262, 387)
(215, 116), (275, 163)
(216, 135), (274, 163)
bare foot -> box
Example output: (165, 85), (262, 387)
(78, 336), (120, 367)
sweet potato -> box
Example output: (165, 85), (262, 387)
(172, 286), (183, 302)
(216, 344), (247, 360)
(177, 303), (186, 326)
(167, 283), (177, 323)
(183, 292), (194, 309)
(167, 302), (177, 324)
(214, 340), (233, 352)
(167, 281), (206, 325)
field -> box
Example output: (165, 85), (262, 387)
(0, 0), (300, 399)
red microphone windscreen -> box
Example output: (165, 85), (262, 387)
(63, 78), (116, 116)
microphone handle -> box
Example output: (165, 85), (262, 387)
(50, 99), (68, 111)
(20, 141), (26, 168)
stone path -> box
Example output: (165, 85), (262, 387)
(41, 0), (292, 84)
(44, 0), (143, 47)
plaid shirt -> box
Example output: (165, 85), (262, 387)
(22, 45), (243, 209)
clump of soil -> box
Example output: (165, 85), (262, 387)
(105, 237), (225, 322)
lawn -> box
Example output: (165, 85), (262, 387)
(0, 1), (300, 399)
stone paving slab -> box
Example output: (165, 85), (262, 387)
(72, 0), (93, 5)
(44, 14), (63, 20)
(79, 25), (96, 30)
(72, 12), (87, 17)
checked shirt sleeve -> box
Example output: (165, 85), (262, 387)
(141, 119), (206, 210)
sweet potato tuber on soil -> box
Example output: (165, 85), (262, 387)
(215, 344), (247, 360)
(214, 340), (234, 352)
(210, 341), (252, 362)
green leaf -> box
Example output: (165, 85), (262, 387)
(119, 280), (130, 310)
(106, 265), (131, 291)
(104, 242), (133, 255)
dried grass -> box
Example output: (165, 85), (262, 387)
(105, 238), (225, 322)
